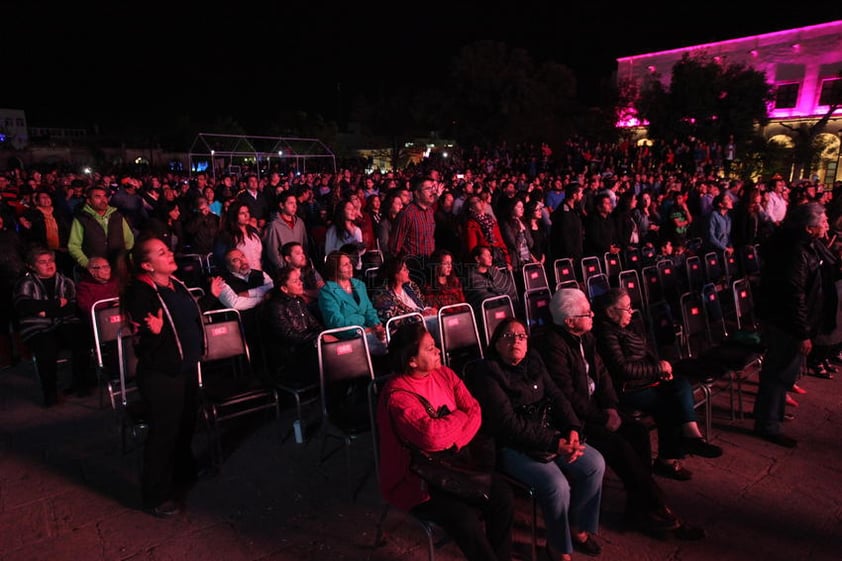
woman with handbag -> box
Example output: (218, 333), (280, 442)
(467, 318), (606, 561)
(377, 322), (514, 561)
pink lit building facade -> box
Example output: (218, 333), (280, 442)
(616, 20), (842, 182)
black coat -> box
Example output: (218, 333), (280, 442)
(593, 316), (662, 392)
(466, 350), (581, 456)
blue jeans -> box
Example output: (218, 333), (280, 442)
(499, 445), (605, 554)
(620, 375), (697, 459)
(754, 324), (804, 436)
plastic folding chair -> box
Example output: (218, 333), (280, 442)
(618, 269), (644, 312)
(585, 272), (611, 303)
(522, 261), (550, 292)
(91, 296), (128, 410)
(580, 256), (603, 289)
(523, 287), (553, 336)
(603, 252), (623, 286)
(553, 257), (577, 288)
(480, 295), (516, 348)
(437, 303), (484, 376)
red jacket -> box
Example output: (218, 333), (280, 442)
(377, 366), (482, 511)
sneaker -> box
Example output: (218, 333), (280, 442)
(653, 459), (693, 481)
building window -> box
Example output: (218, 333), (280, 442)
(818, 78), (842, 106)
(774, 83), (799, 109)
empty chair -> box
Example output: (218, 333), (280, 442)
(553, 257), (577, 288)
(580, 255), (603, 288)
(438, 303), (484, 376)
(175, 253), (207, 289)
(199, 308), (281, 467)
(656, 259), (681, 311)
(703, 251), (726, 290)
(318, 325), (376, 498)
(640, 245), (658, 267)
(555, 279), (581, 292)
(641, 265), (664, 308)
(480, 295), (516, 348)
(523, 287), (553, 336)
(623, 246), (642, 271)
(585, 272), (611, 303)
(618, 269), (644, 312)
(732, 277), (760, 332)
(91, 296), (128, 409)
(603, 252), (623, 285)
(522, 261), (550, 292)
(685, 255), (705, 294)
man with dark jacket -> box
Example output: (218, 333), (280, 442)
(549, 182), (585, 272)
(753, 202), (829, 447)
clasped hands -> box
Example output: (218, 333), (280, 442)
(557, 430), (586, 463)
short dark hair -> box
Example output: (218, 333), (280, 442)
(274, 266), (295, 287)
(280, 241), (303, 259)
(386, 322), (429, 374)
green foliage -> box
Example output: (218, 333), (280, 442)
(635, 53), (773, 148)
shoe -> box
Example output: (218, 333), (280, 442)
(683, 437), (723, 458)
(807, 364), (834, 379)
(790, 383), (807, 395)
(631, 506), (682, 532)
(784, 412), (796, 421)
(653, 459), (693, 481)
(545, 544), (572, 561)
(785, 394), (799, 407)
(145, 499), (182, 519)
(572, 533), (602, 556)
(673, 523), (706, 540)
(754, 431), (797, 448)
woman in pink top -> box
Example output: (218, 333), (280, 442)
(377, 322), (514, 561)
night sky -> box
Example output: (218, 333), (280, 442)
(5, 2), (838, 133)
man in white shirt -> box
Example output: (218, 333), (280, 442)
(763, 177), (788, 226)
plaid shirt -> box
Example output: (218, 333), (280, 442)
(389, 201), (436, 258)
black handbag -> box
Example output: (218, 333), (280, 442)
(389, 390), (493, 504)
(516, 399), (561, 463)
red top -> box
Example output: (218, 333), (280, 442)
(377, 366), (482, 511)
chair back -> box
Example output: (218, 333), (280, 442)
(623, 246), (642, 271)
(555, 279), (580, 292)
(704, 251), (725, 289)
(585, 272), (610, 303)
(318, 325), (375, 432)
(679, 291), (711, 358)
(685, 255), (705, 293)
(524, 287), (553, 336)
(603, 252), (623, 284)
(740, 244), (760, 276)
(522, 262), (549, 292)
(732, 277), (758, 331)
(203, 308), (249, 365)
(175, 253), (207, 288)
(480, 295), (515, 347)
(580, 255), (603, 287)
(553, 257), (577, 287)
(701, 283), (729, 343)
(656, 258), (681, 309)
(438, 303), (483, 375)
(116, 327), (139, 408)
(91, 297), (126, 368)
(385, 312), (425, 343)
(618, 269), (644, 311)
(641, 264), (663, 306)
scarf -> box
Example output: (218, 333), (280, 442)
(470, 209), (498, 246)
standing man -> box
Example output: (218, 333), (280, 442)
(262, 190), (308, 276)
(549, 182), (585, 271)
(388, 175), (437, 262)
(753, 202), (829, 447)
(67, 185), (135, 270)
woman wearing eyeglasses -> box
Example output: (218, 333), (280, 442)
(467, 318), (605, 561)
(592, 287), (722, 481)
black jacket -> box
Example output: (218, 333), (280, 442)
(756, 228), (824, 340)
(467, 350), (581, 456)
(593, 316), (663, 392)
(263, 289), (323, 363)
(534, 324), (619, 433)
(549, 203), (584, 264)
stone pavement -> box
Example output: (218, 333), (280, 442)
(1, 359), (841, 561)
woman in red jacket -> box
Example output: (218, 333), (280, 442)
(377, 322), (514, 561)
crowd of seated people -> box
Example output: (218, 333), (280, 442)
(2, 138), (842, 544)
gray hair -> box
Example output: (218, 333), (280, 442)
(785, 202), (826, 229)
(550, 288), (589, 326)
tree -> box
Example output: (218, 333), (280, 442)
(635, 53), (773, 149)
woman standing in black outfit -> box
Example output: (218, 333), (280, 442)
(124, 235), (205, 518)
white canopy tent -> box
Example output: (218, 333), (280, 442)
(188, 133), (336, 180)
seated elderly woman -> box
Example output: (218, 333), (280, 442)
(592, 288), (722, 480)
(378, 322), (514, 561)
(13, 245), (94, 406)
(318, 250), (386, 355)
(467, 318), (606, 561)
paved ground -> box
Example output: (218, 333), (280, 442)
(1, 358), (841, 561)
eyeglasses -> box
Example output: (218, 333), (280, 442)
(35, 259), (55, 265)
(90, 265), (111, 270)
(500, 332), (528, 341)
(614, 306), (633, 313)
(571, 311), (594, 318)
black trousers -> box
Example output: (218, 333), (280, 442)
(27, 323), (93, 405)
(587, 421), (665, 514)
(412, 473), (514, 561)
(137, 365), (199, 509)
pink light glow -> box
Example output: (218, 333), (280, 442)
(617, 20), (840, 62)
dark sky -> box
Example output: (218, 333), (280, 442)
(5, 2), (838, 133)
